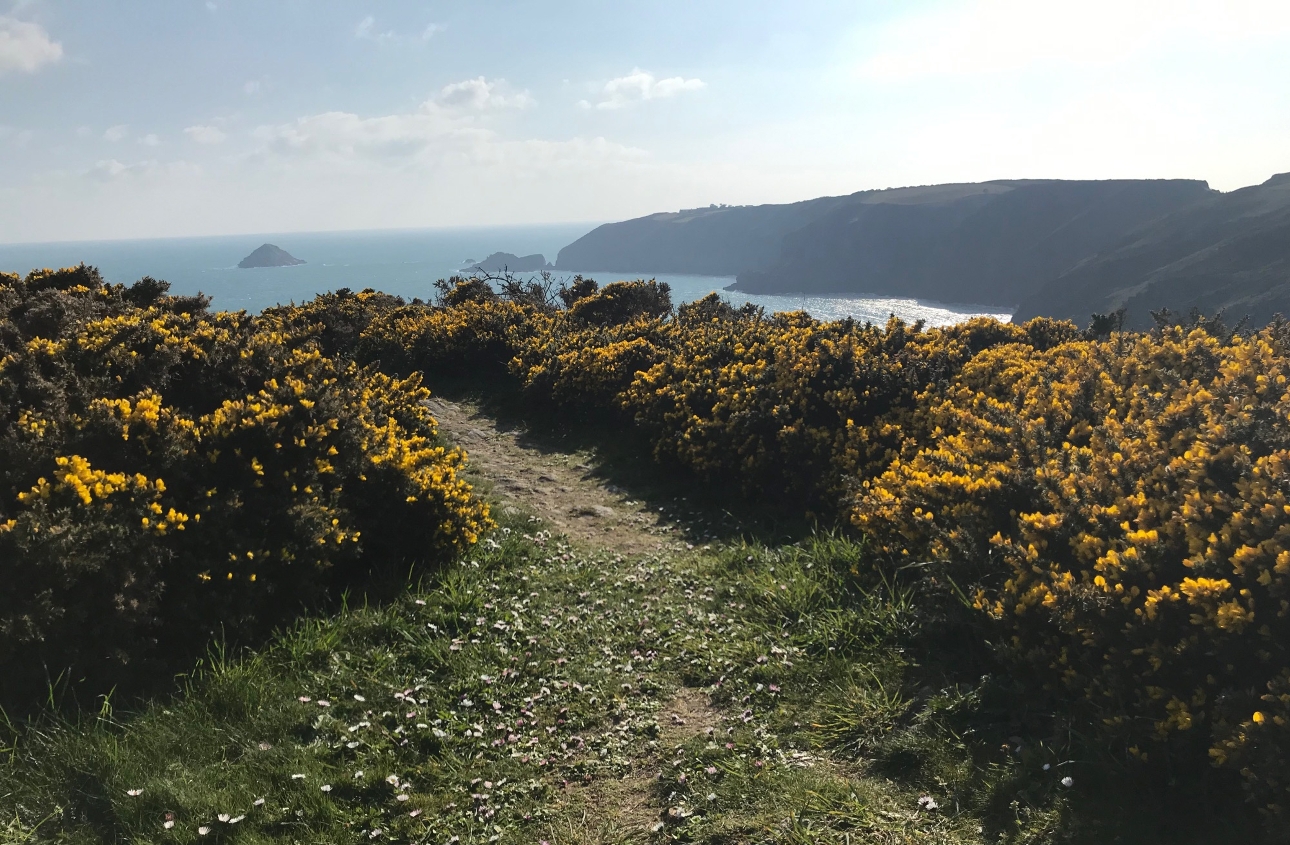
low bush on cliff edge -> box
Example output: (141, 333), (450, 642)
(0, 266), (490, 711)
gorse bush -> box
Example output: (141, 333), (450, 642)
(0, 267), (490, 709)
(12, 264), (1290, 823)
(856, 322), (1290, 815)
(316, 278), (1290, 819)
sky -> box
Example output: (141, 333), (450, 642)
(1, 0), (1288, 243)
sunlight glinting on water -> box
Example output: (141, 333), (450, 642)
(610, 273), (1013, 327)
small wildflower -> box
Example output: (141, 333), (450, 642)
(163, 820), (175, 829)
(354, 694), (366, 702)
(321, 784), (332, 792)
(126, 788), (143, 797)
(918, 795), (939, 811)
(298, 696), (311, 703)
(253, 798), (265, 807)
(291, 773), (306, 780)
(217, 814), (231, 823)
(1061, 776), (1074, 787)
(198, 826), (211, 836)
(396, 794), (409, 802)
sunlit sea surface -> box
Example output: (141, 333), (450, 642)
(0, 226), (1012, 327)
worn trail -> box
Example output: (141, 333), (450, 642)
(424, 398), (956, 844)
(427, 397), (685, 557)
(430, 397), (736, 841)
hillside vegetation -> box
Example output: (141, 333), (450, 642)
(1014, 172), (1290, 328)
(4, 267), (1290, 842)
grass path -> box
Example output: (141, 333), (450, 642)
(1, 401), (1070, 844)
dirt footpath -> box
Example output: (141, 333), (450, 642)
(427, 396), (731, 842)
(427, 396), (681, 557)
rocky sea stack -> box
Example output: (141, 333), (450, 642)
(238, 244), (306, 268)
(468, 252), (551, 273)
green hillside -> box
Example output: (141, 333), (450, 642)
(1014, 172), (1290, 328)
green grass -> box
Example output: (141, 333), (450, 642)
(0, 509), (1264, 843)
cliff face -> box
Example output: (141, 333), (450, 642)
(733, 179), (1215, 306)
(552, 175), (1290, 325)
(1013, 173), (1290, 328)
(553, 196), (856, 276)
(553, 180), (1214, 308)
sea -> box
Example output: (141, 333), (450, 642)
(0, 225), (1012, 327)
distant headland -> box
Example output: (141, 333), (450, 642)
(552, 174), (1290, 328)
(467, 252), (552, 273)
(238, 244), (306, 269)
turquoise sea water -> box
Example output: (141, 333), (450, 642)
(0, 226), (1011, 327)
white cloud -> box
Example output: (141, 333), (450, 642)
(86, 159), (199, 182)
(354, 17), (444, 45)
(251, 92), (642, 175)
(858, 0), (1290, 79)
(253, 108), (485, 167)
(0, 15), (63, 75)
(593, 69), (705, 110)
(205, 2), (217, 11)
(0, 125), (26, 147)
(90, 159), (130, 180)
(138, 133), (160, 147)
(436, 77), (535, 110)
(244, 79), (262, 95)
(184, 124), (227, 144)
(103, 125), (129, 142)
(355, 15), (395, 43)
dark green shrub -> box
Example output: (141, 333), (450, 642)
(567, 279), (672, 326)
(0, 270), (491, 711)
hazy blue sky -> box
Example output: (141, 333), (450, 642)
(1, 0), (1288, 242)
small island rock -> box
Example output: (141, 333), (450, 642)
(238, 244), (306, 269)
(469, 252), (551, 273)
